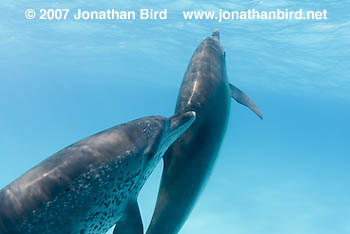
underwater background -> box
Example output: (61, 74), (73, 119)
(1, 0), (349, 233)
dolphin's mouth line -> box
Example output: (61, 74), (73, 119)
(163, 123), (185, 143)
(160, 124), (182, 149)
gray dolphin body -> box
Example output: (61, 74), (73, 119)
(146, 30), (262, 234)
(0, 112), (196, 234)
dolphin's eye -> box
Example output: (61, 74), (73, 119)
(145, 152), (154, 162)
(143, 144), (154, 161)
(144, 153), (154, 162)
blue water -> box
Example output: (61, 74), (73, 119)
(1, 0), (349, 233)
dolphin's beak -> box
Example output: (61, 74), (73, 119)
(169, 111), (196, 137)
(160, 111), (196, 152)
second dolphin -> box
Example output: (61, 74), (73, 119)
(147, 30), (262, 234)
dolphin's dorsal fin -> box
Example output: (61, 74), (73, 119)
(113, 198), (143, 234)
(229, 83), (263, 119)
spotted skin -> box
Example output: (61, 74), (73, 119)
(0, 112), (196, 234)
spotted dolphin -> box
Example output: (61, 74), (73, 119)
(146, 30), (262, 234)
(0, 111), (196, 234)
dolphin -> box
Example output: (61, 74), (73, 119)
(146, 30), (262, 234)
(0, 111), (196, 234)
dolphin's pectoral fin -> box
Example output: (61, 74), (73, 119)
(113, 199), (143, 234)
(229, 83), (263, 119)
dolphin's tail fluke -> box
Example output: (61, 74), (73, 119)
(229, 83), (263, 119)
